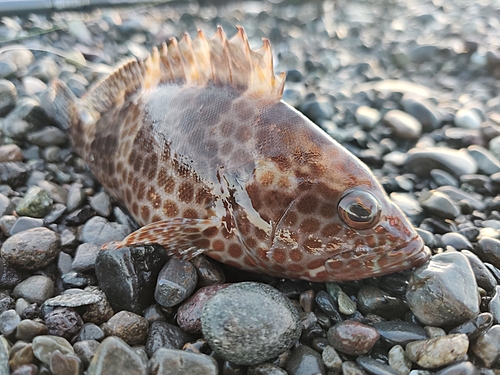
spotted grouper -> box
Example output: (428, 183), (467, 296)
(51, 26), (430, 282)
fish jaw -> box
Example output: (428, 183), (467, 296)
(324, 235), (429, 281)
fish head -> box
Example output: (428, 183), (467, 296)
(265, 112), (430, 282)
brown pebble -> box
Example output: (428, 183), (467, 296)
(0, 144), (23, 162)
(327, 320), (380, 355)
(101, 310), (149, 345)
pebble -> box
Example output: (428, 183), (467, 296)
(73, 339), (100, 367)
(388, 345), (411, 375)
(449, 312), (493, 340)
(44, 307), (84, 340)
(89, 191), (111, 217)
(435, 362), (479, 375)
(441, 232), (472, 250)
(155, 258), (198, 307)
(476, 237), (500, 269)
(26, 126), (67, 147)
(0, 309), (20, 336)
(0, 79), (17, 116)
(80, 287), (114, 325)
(327, 320), (379, 355)
(471, 325), (500, 368)
(13, 275), (54, 305)
(357, 285), (408, 319)
(201, 282), (301, 365)
(467, 145), (500, 175)
(322, 345), (342, 371)
(0, 336), (9, 374)
(1, 227), (60, 270)
(0, 162), (29, 188)
(101, 311), (148, 345)
(79, 216), (130, 246)
(248, 363), (287, 375)
(373, 321), (429, 346)
(43, 290), (101, 308)
(15, 319), (48, 341)
(406, 147), (477, 177)
(15, 186), (53, 218)
(285, 345), (325, 375)
(356, 356), (400, 375)
(32, 335), (74, 365)
(406, 252), (480, 326)
(455, 108), (482, 129)
(191, 255), (226, 287)
(71, 243), (100, 273)
(8, 342), (34, 371)
(383, 110), (422, 140)
(342, 361), (369, 375)
(489, 136), (500, 161)
(401, 95), (441, 131)
(176, 284), (230, 333)
(95, 243), (168, 314)
(489, 286), (500, 324)
(326, 282), (356, 315)
(8, 217), (44, 236)
(87, 336), (146, 375)
(0, 144), (23, 162)
(75, 323), (104, 342)
(419, 190), (461, 219)
(144, 321), (192, 357)
(405, 334), (469, 368)
(355, 106), (381, 129)
(315, 290), (342, 323)
(430, 169), (458, 187)
(149, 348), (218, 375)
(462, 250), (497, 292)
(50, 350), (81, 375)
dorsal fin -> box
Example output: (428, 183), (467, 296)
(82, 26), (285, 115)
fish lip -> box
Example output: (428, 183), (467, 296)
(324, 235), (430, 281)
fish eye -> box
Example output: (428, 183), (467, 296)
(338, 190), (381, 230)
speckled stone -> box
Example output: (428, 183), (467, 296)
(201, 282), (301, 365)
(388, 345), (411, 375)
(149, 348), (218, 375)
(154, 258), (198, 308)
(285, 345), (326, 375)
(471, 325), (500, 367)
(405, 334), (469, 368)
(15, 186), (53, 218)
(44, 307), (84, 340)
(101, 311), (148, 345)
(327, 320), (379, 355)
(32, 335), (74, 365)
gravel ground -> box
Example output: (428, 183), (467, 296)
(0, 0), (500, 374)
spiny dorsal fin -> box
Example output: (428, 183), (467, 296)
(83, 26), (285, 115)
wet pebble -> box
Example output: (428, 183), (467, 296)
(285, 345), (325, 375)
(95, 244), (168, 314)
(401, 95), (441, 131)
(191, 255), (225, 287)
(32, 335), (74, 365)
(80, 216), (130, 246)
(462, 250), (497, 292)
(0, 162), (29, 188)
(315, 290), (342, 322)
(144, 321), (192, 357)
(471, 324), (500, 368)
(327, 320), (379, 355)
(489, 286), (500, 324)
(449, 312), (493, 340)
(75, 323), (104, 342)
(356, 356), (399, 375)
(373, 321), (428, 346)
(44, 307), (84, 340)
(8, 217), (44, 236)
(101, 311), (148, 345)
(73, 339), (100, 367)
(8, 341), (34, 371)
(388, 345), (411, 375)
(342, 361), (369, 375)
(407, 147), (477, 177)
(435, 361), (479, 375)
(383, 110), (422, 140)
(357, 286), (408, 319)
(322, 345), (342, 371)
(441, 232), (472, 250)
(13, 275), (54, 305)
(0, 79), (17, 116)
(15, 186), (53, 218)
(155, 258), (198, 307)
(86, 336), (146, 375)
(419, 190), (461, 219)
(201, 282), (301, 365)
(405, 334), (468, 368)
(476, 237), (500, 269)
(176, 284), (230, 333)
(1, 227), (60, 270)
(89, 191), (111, 217)
(406, 252), (479, 326)
(149, 348), (218, 375)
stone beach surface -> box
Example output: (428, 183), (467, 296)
(0, 0), (500, 374)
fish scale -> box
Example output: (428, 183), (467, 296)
(51, 26), (430, 282)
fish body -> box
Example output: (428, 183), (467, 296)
(52, 27), (430, 282)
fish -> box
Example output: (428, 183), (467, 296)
(51, 26), (430, 282)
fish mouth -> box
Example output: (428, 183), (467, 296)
(324, 235), (430, 281)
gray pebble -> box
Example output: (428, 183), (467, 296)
(390, 193), (423, 220)
(87, 336), (146, 375)
(467, 145), (500, 175)
(0, 46), (34, 71)
(489, 285), (500, 324)
(149, 348), (218, 375)
(405, 334), (468, 368)
(32, 335), (74, 365)
(383, 110), (422, 140)
(430, 169), (458, 187)
(4, 98), (48, 140)
(0, 309), (20, 336)
(26, 126), (67, 147)
(248, 363), (288, 375)
(73, 339), (100, 367)
(355, 106), (380, 129)
(37, 181), (68, 204)
(449, 313), (493, 341)
(13, 275), (54, 305)
(8, 217), (44, 236)
(407, 147), (477, 177)
(373, 321), (429, 346)
(15, 186), (53, 218)
(435, 362), (480, 375)
(89, 191), (111, 217)
(0, 79), (17, 116)
(285, 345), (325, 375)
(455, 108), (482, 129)
(357, 285), (408, 319)
(49, 350), (81, 375)
(0, 162), (29, 188)
(1, 227), (60, 270)
(75, 323), (104, 342)
(201, 282), (301, 365)
(342, 361), (368, 375)
(356, 356), (399, 375)
(489, 135), (500, 161)
(101, 311), (148, 346)
(462, 250), (497, 292)
(406, 252), (480, 326)
(66, 183), (85, 212)
(15, 319), (48, 341)
(155, 258), (198, 307)
(80, 216), (130, 246)
(476, 236), (500, 269)
(441, 232), (472, 250)
(145, 321), (192, 357)
(419, 190), (461, 219)
(0, 336), (9, 375)
(71, 243), (100, 273)
(388, 345), (411, 375)
(322, 345), (342, 371)
(401, 95), (441, 131)
(471, 325), (500, 368)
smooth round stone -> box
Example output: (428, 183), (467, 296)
(0, 162), (29, 188)
(15, 319), (48, 341)
(75, 323), (104, 342)
(461, 250), (497, 292)
(389, 192), (423, 219)
(145, 321), (193, 357)
(424, 326), (446, 338)
(149, 348), (218, 375)
(355, 106), (381, 128)
(26, 127), (67, 147)
(476, 237), (500, 269)
(419, 190), (461, 219)
(201, 282), (301, 365)
(406, 252), (480, 326)
(407, 147), (477, 177)
(0, 336), (10, 373)
(44, 307), (84, 340)
(9, 342), (34, 371)
(467, 145), (500, 175)
(449, 313), (493, 340)
(50, 350), (81, 375)
(9, 217), (44, 236)
(1, 227), (60, 270)
(80, 287), (114, 325)
(89, 191), (111, 217)
(356, 356), (399, 375)
(87, 336), (146, 375)
(155, 258), (198, 307)
(80, 216), (130, 246)
(327, 321), (379, 356)
(315, 290), (342, 323)
(15, 186), (53, 218)
(95, 243), (168, 314)
(32, 335), (74, 365)
(489, 136), (500, 161)
(143, 304), (166, 324)
(388, 345), (411, 375)
(471, 325), (500, 367)
(74, 339), (100, 367)
(326, 283), (356, 315)
(13, 275), (54, 305)
(322, 345), (342, 371)
(0, 193), (12, 218)
(383, 110), (422, 140)
(401, 95), (441, 131)
(435, 361), (479, 375)
(66, 184), (85, 212)
(357, 286), (408, 319)
(0, 144), (23, 162)
(0, 309), (20, 336)
(405, 334), (468, 368)
(71, 243), (100, 273)
(455, 108), (482, 129)
(191, 255), (225, 287)
(285, 345), (325, 375)
(441, 232), (472, 251)
(430, 169), (458, 187)
(101, 311), (148, 345)
(177, 284), (230, 333)
(437, 186), (484, 211)
(373, 321), (429, 346)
